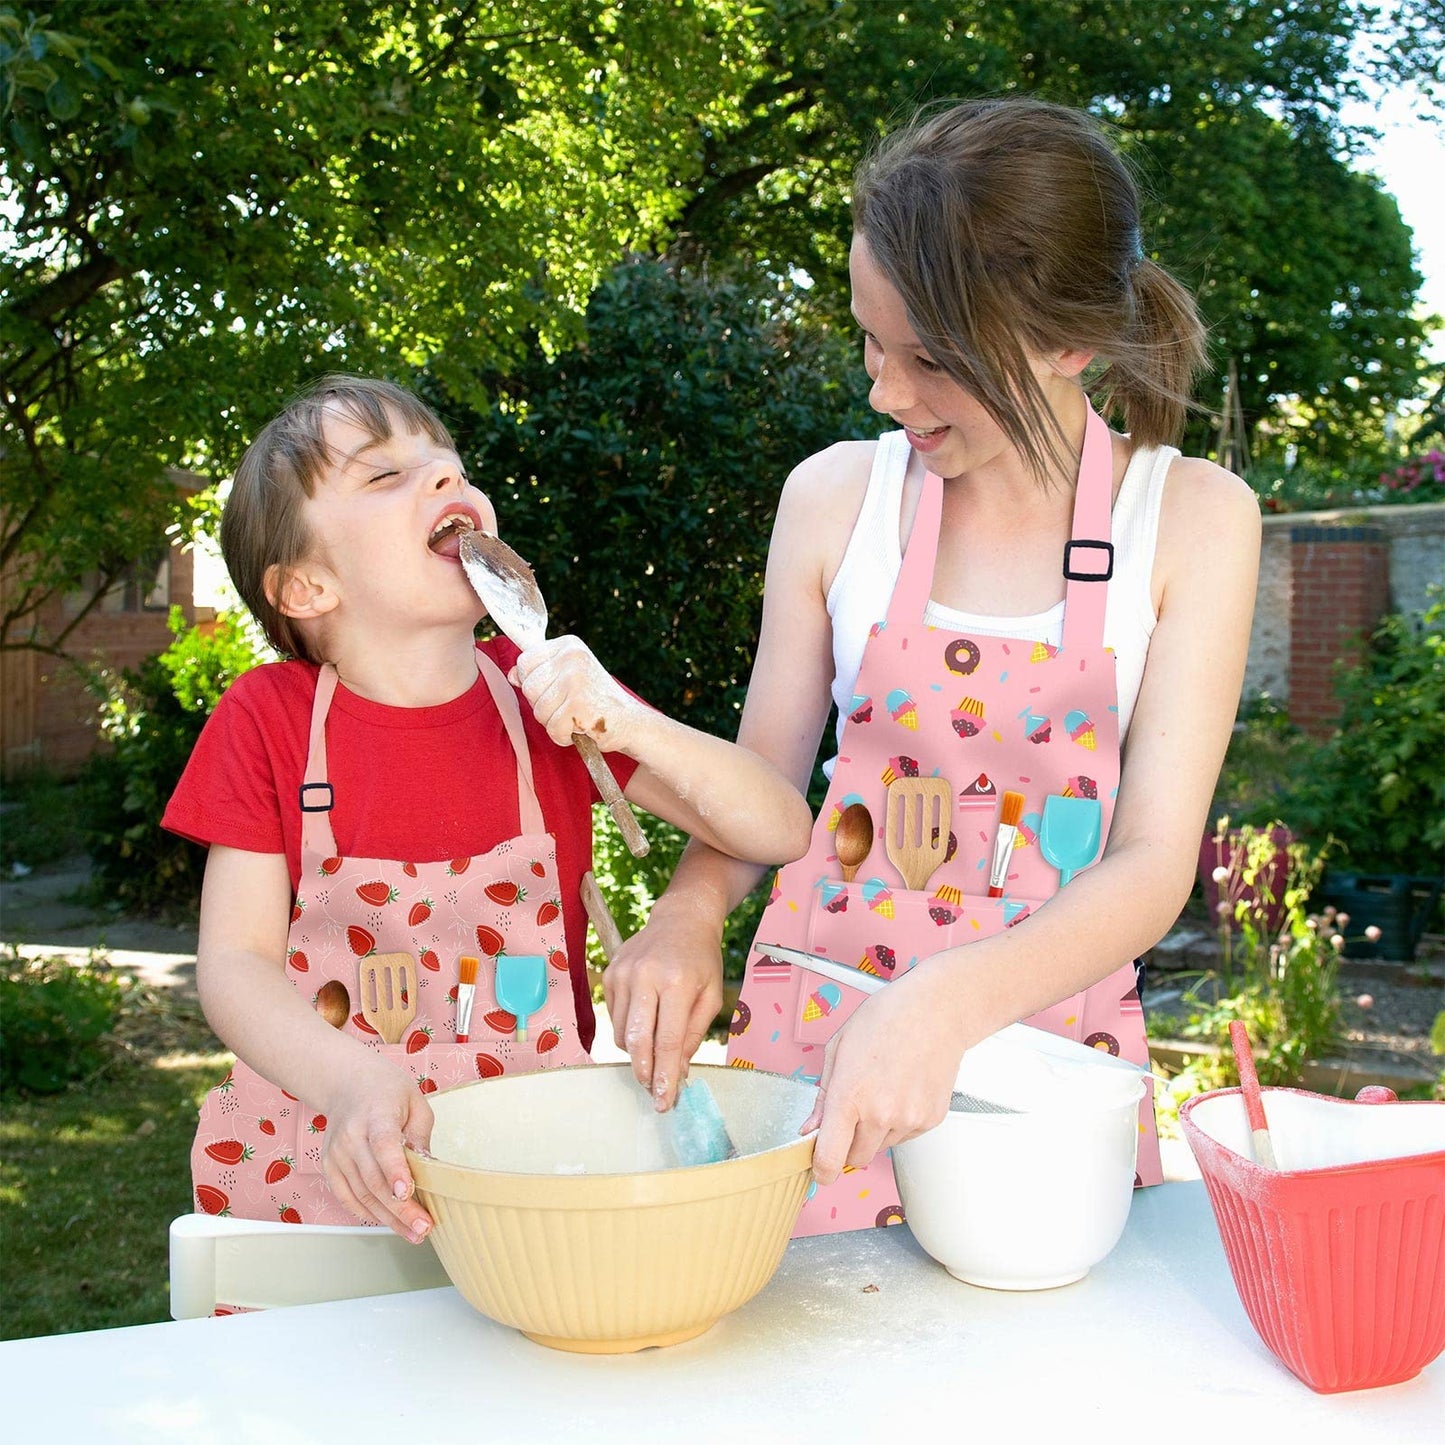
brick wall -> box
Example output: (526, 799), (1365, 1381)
(1288, 525), (1392, 736)
(1243, 501), (1444, 728)
(2, 541), (207, 778)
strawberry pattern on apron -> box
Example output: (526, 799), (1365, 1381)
(192, 650), (589, 1225)
(728, 405), (1161, 1236)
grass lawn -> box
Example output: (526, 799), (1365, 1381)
(0, 979), (231, 1340)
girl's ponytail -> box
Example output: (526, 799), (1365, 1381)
(1092, 259), (1209, 450)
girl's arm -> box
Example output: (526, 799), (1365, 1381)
(195, 845), (436, 1241)
(805, 457), (1263, 1183)
(597, 444), (869, 1106)
(510, 636), (814, 866)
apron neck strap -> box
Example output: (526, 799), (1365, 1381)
(475, 650), (546, 836)
(299, 648), (546, 856)
(884, 403), (1114, 653)
(885, 468), (945, 627)
(300, 666), (340, 858)
(1060, 404), (1114, 653)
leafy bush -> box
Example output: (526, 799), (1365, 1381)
(1155, 825), (1344, 1108)
(0, 950), (129, 1094)
(445, 256), (873, 742)
(587, 811), (776, 989)
(1247, 448), (1445, 513)
(1378, 449), (1445, 504)
(1279, 593), (1445, 876)
(0, 769), (86, 869)
(79, 609), (264, 916)
(1247, 452), (1395, 514)
(1210, 695), (1317, 828)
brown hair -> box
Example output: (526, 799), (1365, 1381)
(853, 97), (1208, 480)
(221, 374), (456, 662)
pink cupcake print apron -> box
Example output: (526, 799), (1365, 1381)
(191, 650), (588, 1226)
(728, 405), (1161, 1236)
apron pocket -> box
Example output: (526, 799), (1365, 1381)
(804, 883), (1046, 978)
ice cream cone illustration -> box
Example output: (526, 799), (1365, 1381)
(880, 754), (919, 786)
(1063, 774), (1098, 800)
(1018, 705), (1052, 744)
(1065, 708), (1096, 750)
(933, 883), (963, 905)
(848, 693), (873, 724)
(1017, 812), (1042, 848)
(1030, 641), (1059, 663)
(768, 869), (782, 903)
(826, 791), (866, 831)
(802, 982), (843, 1021)
(815, 877), (846, 912)
(885, 687), (918, 730)
(862, 878), (895, 919)
(1004, 900), (1032, 927)
(950, 695), (985, 738)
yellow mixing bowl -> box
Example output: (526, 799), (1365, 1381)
(406, 1062), (816, 1352)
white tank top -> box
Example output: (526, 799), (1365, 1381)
(824, 430), (1172, 771)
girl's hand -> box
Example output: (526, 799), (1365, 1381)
(512, 635), (642, 753)
(320, 1054), (437, 1241)
(603, 901), (724, 1112)
(800, 967), (966, 1186)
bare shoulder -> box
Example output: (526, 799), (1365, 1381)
(778, 438), (877, 512)
(1157, 453), (1261, 563)
(1160, 453), (1261, 533)
(771, 438), (880, 575)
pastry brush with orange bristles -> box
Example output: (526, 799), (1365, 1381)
(987, 791), (1026, 899)
(455, 956), (480, 1042)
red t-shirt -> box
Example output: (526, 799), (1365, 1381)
(162, 638), (638, 1050)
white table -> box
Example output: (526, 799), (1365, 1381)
(1, 1183), (1437, 1443)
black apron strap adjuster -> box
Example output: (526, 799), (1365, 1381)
(1063, 539), (1114, 582)
(298, 782), (335, 813)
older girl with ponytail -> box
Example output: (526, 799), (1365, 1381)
(609, 97), (1261, 1224)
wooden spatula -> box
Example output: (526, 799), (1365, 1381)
(885, 777), (952, 891)
(357, 953), (416, 1044)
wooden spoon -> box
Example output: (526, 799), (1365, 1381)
(1229, 1020), (1277, 1169)
(835, 802), (875, 883)
(459, 530), (649, 858)
(314, 979), (350, 1030)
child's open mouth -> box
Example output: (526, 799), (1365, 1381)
(428, 512), (477, 558)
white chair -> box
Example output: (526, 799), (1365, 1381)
(169, 1213), (450, 1318)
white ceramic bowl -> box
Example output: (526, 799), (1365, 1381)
(892, 1027), (1147, 1290)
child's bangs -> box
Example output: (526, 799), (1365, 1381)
(279, 380), (455, 492)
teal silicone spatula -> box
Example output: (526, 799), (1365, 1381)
(494, 953), (548, 1041)
(662, 1079), (740, 1167)
(580, 870), (740, 1166)
(1039, 794), (1102, 887)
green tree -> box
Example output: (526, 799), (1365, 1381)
(1, 0), (759, 652)
(447, 257), (873, 740)
(5, 0), (1440, 675)
(673, 1), (1437, 458)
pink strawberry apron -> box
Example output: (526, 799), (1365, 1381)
(191, 651), (589, 1225)
(728, 405), (1161, 1236)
